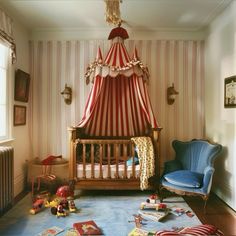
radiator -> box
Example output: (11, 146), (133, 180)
(0, 146), (14, 215)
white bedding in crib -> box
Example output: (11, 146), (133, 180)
(76, 163), (140, 178)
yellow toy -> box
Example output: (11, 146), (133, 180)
(45, 198), (60, 208)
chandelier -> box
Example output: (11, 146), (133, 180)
(104, 0), (122, 25)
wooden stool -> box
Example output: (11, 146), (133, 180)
(31, 155), (63, 198)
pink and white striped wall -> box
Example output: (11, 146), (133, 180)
(29, 39), (205, 167)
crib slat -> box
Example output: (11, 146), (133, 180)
(107, 144), (111, 178)
(82, 144), (86, 179)
(115, 144), (119, 178)
(99, 144), (103, 179)
(73, 142), (77, 179)
(91, 144), (94, 178)
(123, 144), (127, 179)
(131, 142), (135, 179)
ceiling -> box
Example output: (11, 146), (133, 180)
(0, 0), (233, 32)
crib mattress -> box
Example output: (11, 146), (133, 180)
(76, 163), (140, 178)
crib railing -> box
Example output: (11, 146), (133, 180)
(75, 139), (138, 180)
(68, 126), (162, 190)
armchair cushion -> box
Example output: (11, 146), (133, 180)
(164, 170), (204, 188)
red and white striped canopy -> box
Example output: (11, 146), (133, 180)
(78, 26), (159, 137)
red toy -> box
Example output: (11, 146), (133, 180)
(56, 181), (74, 199)
(29, 199), (45, 214)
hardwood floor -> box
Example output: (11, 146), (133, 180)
(184, 193), (236, 236)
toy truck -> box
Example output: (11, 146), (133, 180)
(140, 202), (167, 211)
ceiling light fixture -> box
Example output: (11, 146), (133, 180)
(104, 0), (122, 25)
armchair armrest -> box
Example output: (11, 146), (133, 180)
(163, 159), (182, 175)
(202, 166), (215, 194)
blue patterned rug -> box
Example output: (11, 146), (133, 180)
(0, 190), (201, 236)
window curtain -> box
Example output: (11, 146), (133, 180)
(0, 8), (16, 64)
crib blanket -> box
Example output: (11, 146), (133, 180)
(131, 137), (155, 190)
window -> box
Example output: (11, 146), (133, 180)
(0, 43), (10, 141)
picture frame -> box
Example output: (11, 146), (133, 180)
(14, 105), (26, 126)
(14, 69), (30, 102)
(224, 76), (236, 108)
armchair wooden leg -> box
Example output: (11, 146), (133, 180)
(159, 186), (164, 203)
(203, 195), (209, 214)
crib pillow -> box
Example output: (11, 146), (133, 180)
(127, 156), (139, 166)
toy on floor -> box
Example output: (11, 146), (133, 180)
(45, 198), (60, 208)
(146, 194), (159, 204)
(133, 214), (146, 228)
(30, 182), (77, 217)
(29, 198), (45, 214)
(56, 204), (67, 218)
(56, 181), (74, 199)
(60, 198), (69, 210)
(47, 199), (69, 216)
(45, 196), (77, 216)
(68, 199), (77, 213)
(128, 214), (147, 228)
(140, 202), (167, 211)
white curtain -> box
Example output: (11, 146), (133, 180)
(0, 8), (16, 63)
(29, 39), (205, 165)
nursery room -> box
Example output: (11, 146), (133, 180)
(0, 0), (236, 235)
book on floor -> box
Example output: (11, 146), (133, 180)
(73, 220), (102, 235)
(36, 226), (64, 236)
(138, 208), (169, 222)
(128, 227), (155, 236)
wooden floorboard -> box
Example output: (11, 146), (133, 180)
(184, 193), (236, 236)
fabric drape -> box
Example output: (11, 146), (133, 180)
(78, 32), (158, 137)
(0, 8), (16, 63)
(78, 74), (157, 137)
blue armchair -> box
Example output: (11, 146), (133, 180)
(160, 139), (222, 211)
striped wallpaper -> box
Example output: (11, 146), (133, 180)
(29, 39), (205, 167)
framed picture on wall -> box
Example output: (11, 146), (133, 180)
(14, 69), (30, 102)
(14, 105), (26, 126)
(224, 76), (236, 108)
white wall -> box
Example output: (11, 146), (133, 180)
(205, 1), (236, 210)
(30, 28), (206, 41)
(12, 20), (31, 197)
(0, 4), (31, 197)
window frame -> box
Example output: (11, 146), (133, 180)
(0, 43), (12, 142)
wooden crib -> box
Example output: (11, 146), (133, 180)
(68, 127), (162, 190)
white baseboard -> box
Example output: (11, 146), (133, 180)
(212, 181), (236, 211)
(14, 173), (25, 197)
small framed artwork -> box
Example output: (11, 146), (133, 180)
(224, 76), (236, 108)
(14, 69), (30, 102)
(14, 105), (26, 126)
